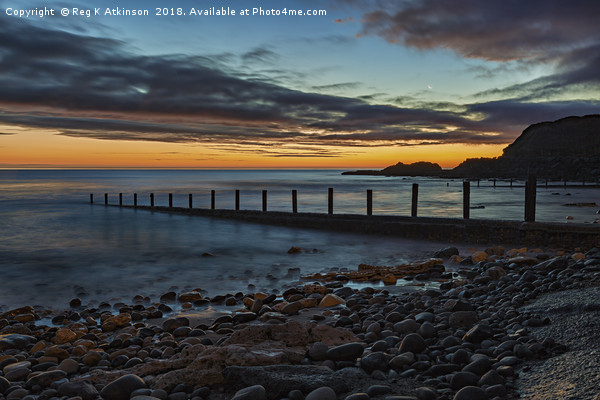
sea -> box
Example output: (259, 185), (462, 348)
(1, 169), (599, 310)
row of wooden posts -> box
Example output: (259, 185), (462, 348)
(91, 174), (540, 222)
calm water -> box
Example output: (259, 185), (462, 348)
(1, 169), (598, 310)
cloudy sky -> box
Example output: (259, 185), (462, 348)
(1, 0), (598, 168)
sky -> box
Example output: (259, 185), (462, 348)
(0, 0), (599, 169)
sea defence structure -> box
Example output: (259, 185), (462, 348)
(90, 177), (600, 249)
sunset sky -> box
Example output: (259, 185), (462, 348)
(1, 0), (599, 168)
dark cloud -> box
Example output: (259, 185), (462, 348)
(0, 15), (597, 156)
(350, 0), (600, 101)
(311, 82), (362, 91)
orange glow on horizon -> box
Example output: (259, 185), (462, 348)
(0, 130), (506, 169)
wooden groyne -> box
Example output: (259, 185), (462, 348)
(89, 178), (600, 249)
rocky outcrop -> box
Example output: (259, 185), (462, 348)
(343, 161), (443, 176)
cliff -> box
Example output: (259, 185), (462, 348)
(451, 115), (600, 180)
(343, 115), (600, 180)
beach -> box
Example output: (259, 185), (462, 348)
(1, 244), (600, 400)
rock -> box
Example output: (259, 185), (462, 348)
(394, 319), (419, 334)
(58, 381), (99, 400)
(25, 370), (67, 388)
(327, 343), (364, 361)
(57, 358), (80, 374)
(453, 386), (488, 400)
(478, 369), (504, 386)
(100, 374), (147, 400)
(366, 384), (392, 396)
(288, 246), (302, 254)
(448, 311), (478, 328)
(382, 275), (397, 285)
(308, 342), (329, 361)
(443, 299), (474, 312)
(434, 247), (459, 258)
(319, 294), (345, 308)
(462, 324), (493, 343)
(5, 366), (30, 381)
(471, 251), (488, 263)
(306, 387), (336, 400)
(389, 352), (415, 369)
(398, 333), (426, 354)
(360, 352), (388, 374)
(450, 371), (479, 390)
(462, 358), (493, 376)
(485, 266), (506, 280)
(0, 376), (10, 393)
(177, 292), (202, 302)
(231, 385), (267, 400)
(162, 317), (189, 332)
(53, 328), (77, 344)
(415, 387), (437, 400)
(345, 394), (370, 400)
(414, 312), (434, 323)
(0, 334), (36, 351)
(281, 301), (303, 315)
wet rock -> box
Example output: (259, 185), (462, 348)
(366, 384), (392, 396)
(308, 342), (329, 361)
(415, 387), (437, 400)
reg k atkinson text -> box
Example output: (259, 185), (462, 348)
(5, 6), (325, 18)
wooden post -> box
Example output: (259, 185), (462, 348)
(328, 188), (333, 215)
(493, 179), (496, 188)
(510, 178), (513, 188)
(134, 193), (137, 207)
(367, 189), (373, 216)
(525, 174), (537, 222)
(262, 190), (267, 212)
(477, 179), (480, 187)
(564, 178), (567, 187)
(463, 181), (470, 219)
(292, 190), (298, 213)
(545, 178), (548, 188)
(90, 193), (94, 204)
(119, 193), (122, 206)
(411, 183), (418, 217)
(150, 193), (154, 208)
(211, 190), (215, 210)
(235, 190), (240, 211)
(189, 194), (193, 209)
(169, 193), (173, 208)
(104, 193), (108, 205)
